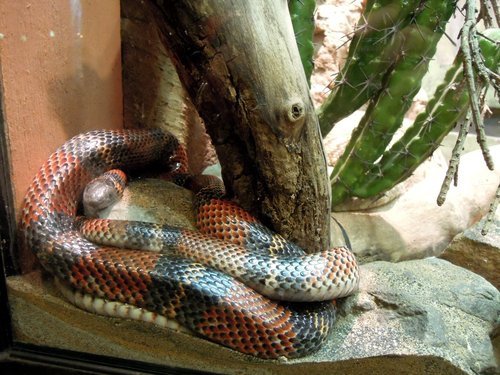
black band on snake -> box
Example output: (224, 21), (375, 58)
(19, 129), (359, 359)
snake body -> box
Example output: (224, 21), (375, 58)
(19, 129), (359, 359)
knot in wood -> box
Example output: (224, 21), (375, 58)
(286, 101), (305, 124)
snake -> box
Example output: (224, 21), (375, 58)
(19, 129), (359, 359)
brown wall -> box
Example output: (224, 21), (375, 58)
(0, 0), (122, 214)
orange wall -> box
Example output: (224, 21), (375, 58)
(0, 0), (122, 214)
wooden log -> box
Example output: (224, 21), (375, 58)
(149, 0), (330, 252)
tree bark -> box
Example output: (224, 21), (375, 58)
(149, 0), (330, 252)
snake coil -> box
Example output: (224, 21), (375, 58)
(19, 129), (359, 359)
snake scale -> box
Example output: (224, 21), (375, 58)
(19, 129), (359, 359)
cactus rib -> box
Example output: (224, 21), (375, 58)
(330, 0), (457, 207)
(351, 30), (500, 200)
(354, 57), (468, 197)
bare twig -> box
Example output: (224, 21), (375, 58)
(461, 0), (495, 170)
(437, 112), (471, 206)
(482, 182), (500, 235)
(480, 0), (500, 28)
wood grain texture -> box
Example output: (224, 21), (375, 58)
(149, 0), (331, 252)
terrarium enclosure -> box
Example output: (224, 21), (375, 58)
(0, 0), (499, 374)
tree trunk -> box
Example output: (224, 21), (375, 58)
(149, 0), (330, 253)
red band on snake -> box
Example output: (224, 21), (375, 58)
(19, 129), (359, 359)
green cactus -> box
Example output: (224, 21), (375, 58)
(286, 0), (496, 211)
(329, 0), (457, 207)
(317, 0), (423, 135)
(350, 29), (500, 198)
(355, 56), (467, 197)
(477, 28), (500, 72)
(288, 0), (316, 84)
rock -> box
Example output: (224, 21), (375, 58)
(96, 178), (196, 230)
(440, 217), (500, 289)
(330, 145), (500, 263)
(8, 259), (498, 374)
(337, 258), (499, 375)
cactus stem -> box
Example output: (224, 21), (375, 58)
(369, 164), (384, 178)
(424, 139), (442, 149)
(412, 21), (427, 41)
(289, 0), (316, 84)
(294, 28), (309, 37)
(332, 71), (356, 89)
(422, 116), (438, 133)
(352, 79), (378, 101)
(402, 148), (417, 162)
